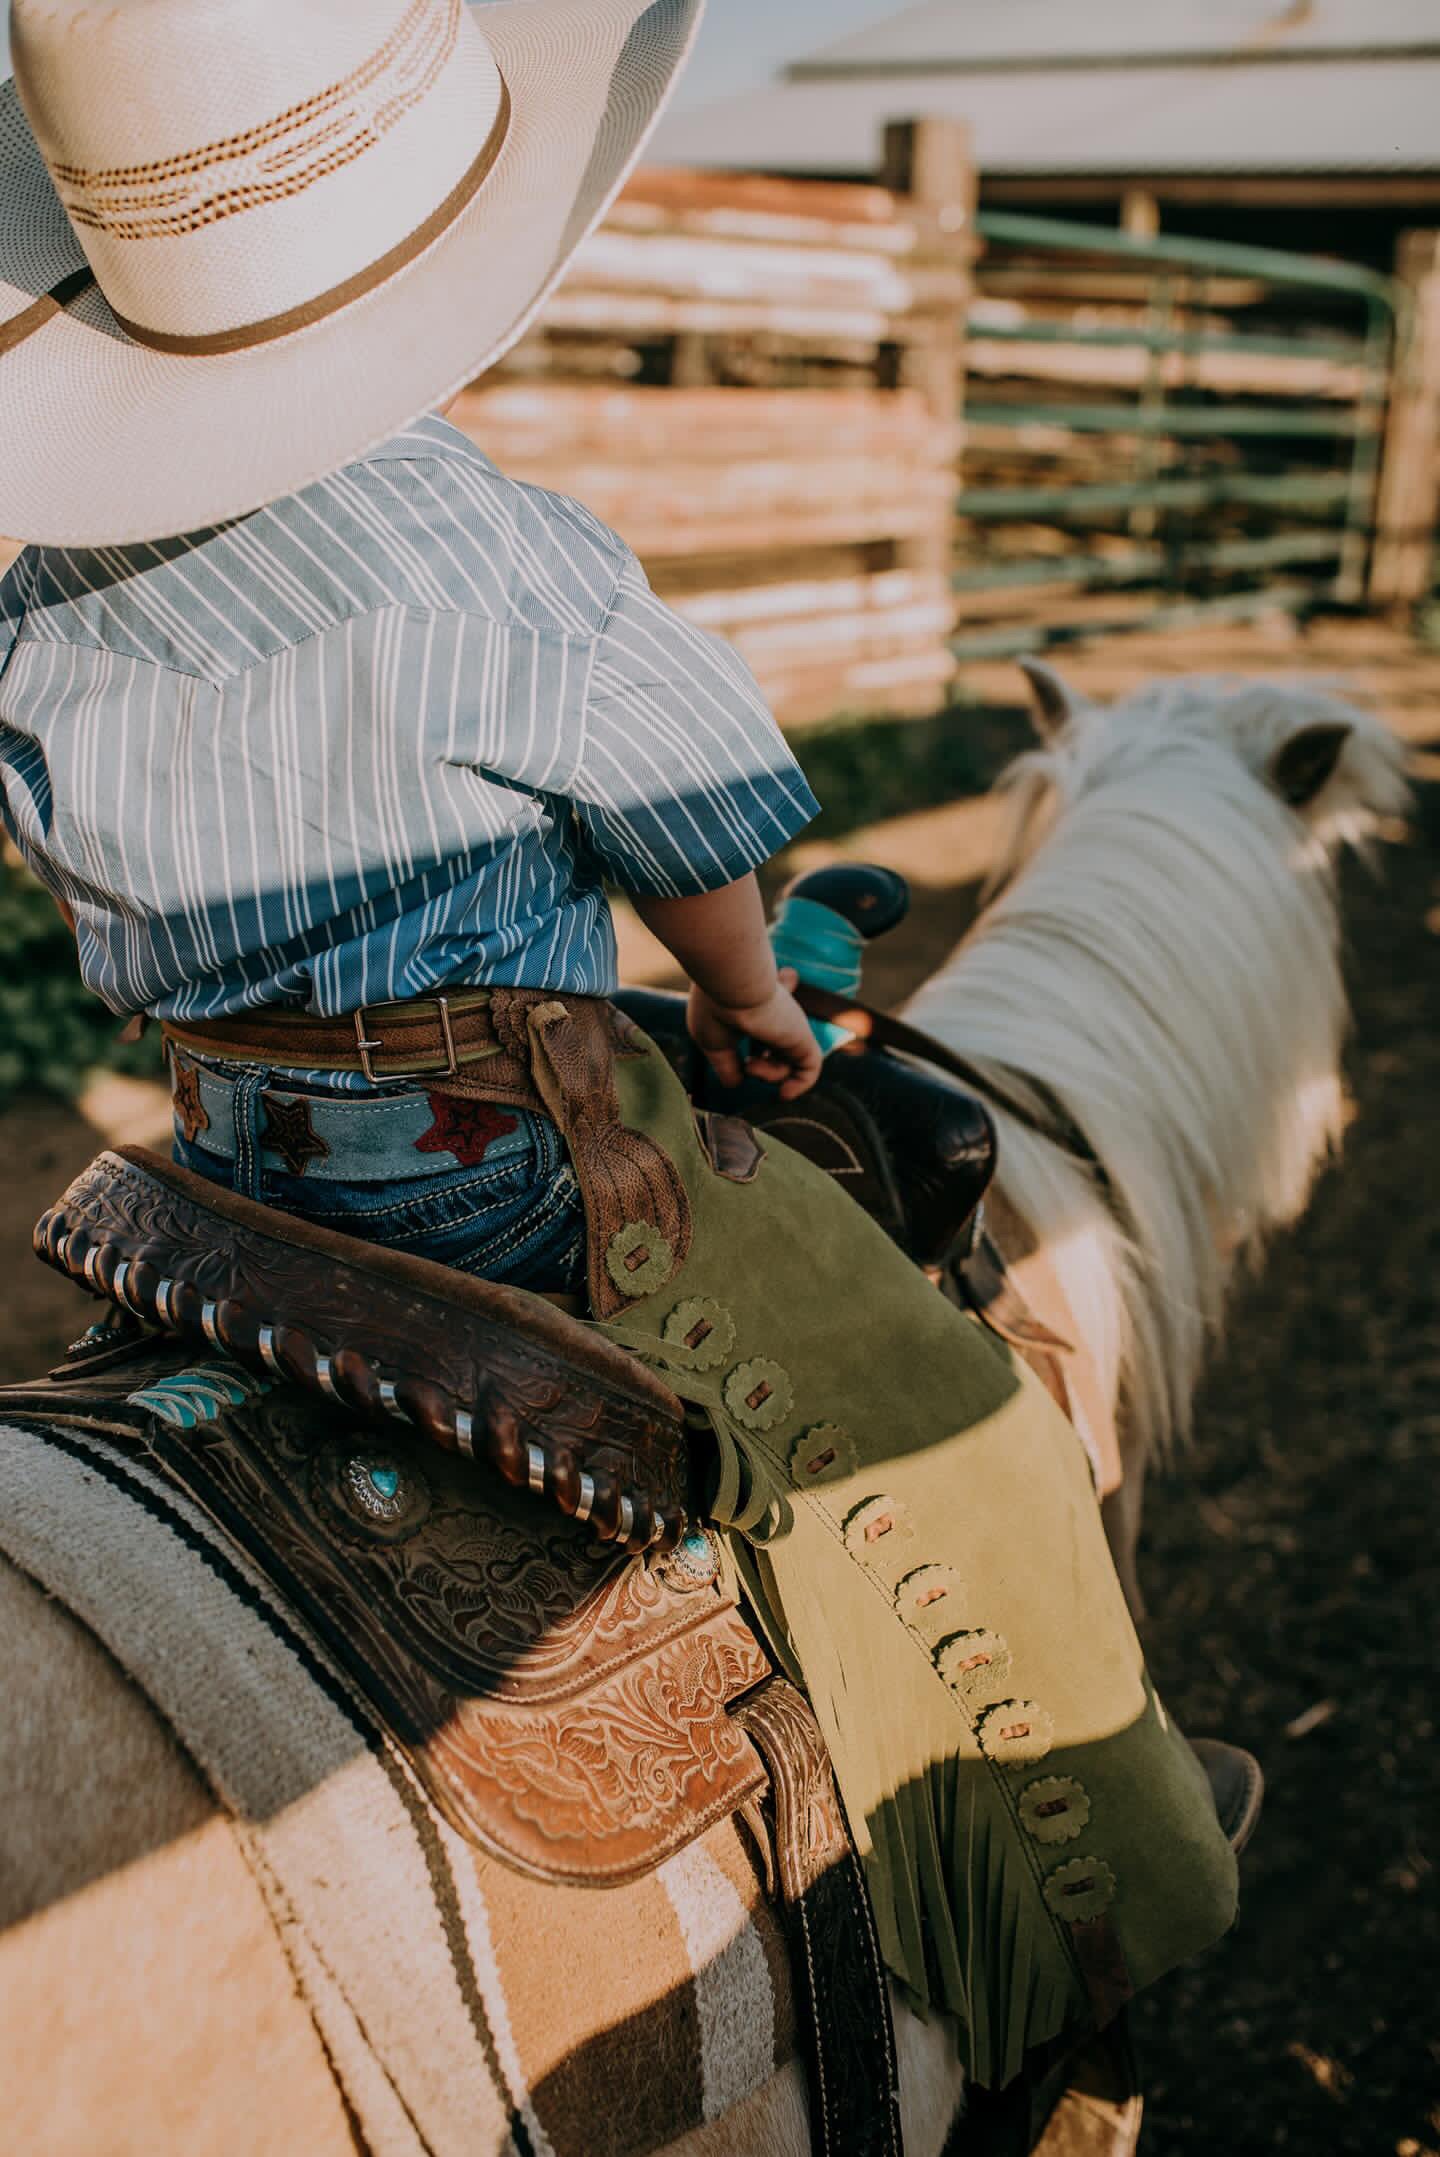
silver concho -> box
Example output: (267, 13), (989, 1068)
(669, 1529), (719, 1585)
(342, 1453), (410, 1525)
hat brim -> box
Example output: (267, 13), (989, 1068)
(0, 0), (701, 546)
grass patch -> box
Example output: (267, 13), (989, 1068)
(0, 858), (162, 1110)
(787, 698), (1030, 846)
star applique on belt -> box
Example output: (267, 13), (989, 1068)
(415, 1093), (519, 1168)
(260, 1093), (332, 1177)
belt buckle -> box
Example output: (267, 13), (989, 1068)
(353, 997), (459, 1084)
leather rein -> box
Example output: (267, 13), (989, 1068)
(796, 985), (1112, 1195)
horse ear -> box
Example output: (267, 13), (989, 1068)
(1269, 722), (1353, 809)
(1018, 659), (1076, 739)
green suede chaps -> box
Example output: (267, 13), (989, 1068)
(597, 1034), (1237, 2092)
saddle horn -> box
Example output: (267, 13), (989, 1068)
(778, 863), (910, 942)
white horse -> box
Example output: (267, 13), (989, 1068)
(906, 662), (1410, 1610)
(0, 667), (1406, 2154)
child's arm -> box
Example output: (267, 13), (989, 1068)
(633, 874), (822, 1100)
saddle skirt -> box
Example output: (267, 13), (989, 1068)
(2, 1336), (770, 1886)
(0, 1331), (908, 2156)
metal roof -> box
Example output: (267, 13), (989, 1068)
(795, 0), (1440, 74)
(648, 49), (1440, 177)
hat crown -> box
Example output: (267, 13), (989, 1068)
(11, 0), (505, 341)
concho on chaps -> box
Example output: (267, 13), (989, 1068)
(34, 1145), (691, 1553)
(0, 1340), (771, 1885)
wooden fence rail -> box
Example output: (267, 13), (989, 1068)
(454, 120), (971, 728)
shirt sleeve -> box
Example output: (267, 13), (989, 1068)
(572, 553), (819, 897)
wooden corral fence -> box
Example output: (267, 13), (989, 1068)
(952, 212), (1414, 662)
(1370, 230), (1440, 610)
(450, 123), (972, 728)
(7, 124), (1440, 718)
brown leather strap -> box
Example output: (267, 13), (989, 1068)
(519, 997), (694, 1320)
(957, 1232), (1071, 1357)
(0, 266), (98, 358)
(163, 986), (513, 1083)
(955, 1230), (1075, 1420)
(734, 1680), (904, 2157)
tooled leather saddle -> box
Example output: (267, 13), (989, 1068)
(2, 1311), (906, 2157)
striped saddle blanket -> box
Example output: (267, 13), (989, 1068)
(0, 1334), (906, 2157)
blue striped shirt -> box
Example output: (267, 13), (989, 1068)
(0, 415), (818, 1029)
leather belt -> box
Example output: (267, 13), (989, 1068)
(163, 989), (506, 1084)
(164, 986), (696, 1327)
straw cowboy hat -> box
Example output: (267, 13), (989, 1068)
(0, 0), (702, 547)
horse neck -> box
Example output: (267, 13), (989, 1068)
(904, 750), (1350, 1455)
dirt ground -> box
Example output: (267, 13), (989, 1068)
(2, 615), (1437, 2154)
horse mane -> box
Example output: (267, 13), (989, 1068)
(905, 674), (1410, 1461)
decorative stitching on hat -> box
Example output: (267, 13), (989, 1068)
(54, 0), (462, 241)
(110, 78), (511, 357)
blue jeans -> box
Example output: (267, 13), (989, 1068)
(174, 1066), (588, 1296)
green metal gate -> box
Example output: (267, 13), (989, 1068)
(952, 211), (1401, 662)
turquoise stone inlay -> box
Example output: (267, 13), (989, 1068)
(128, 1360), (269, 1430)
(341, 1451), (415, 1527)
(670, 1529), (720, 1587)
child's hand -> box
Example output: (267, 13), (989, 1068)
(688, 967), (823, 1099)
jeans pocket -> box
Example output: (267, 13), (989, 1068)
(176, 1112), (588, 1293)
